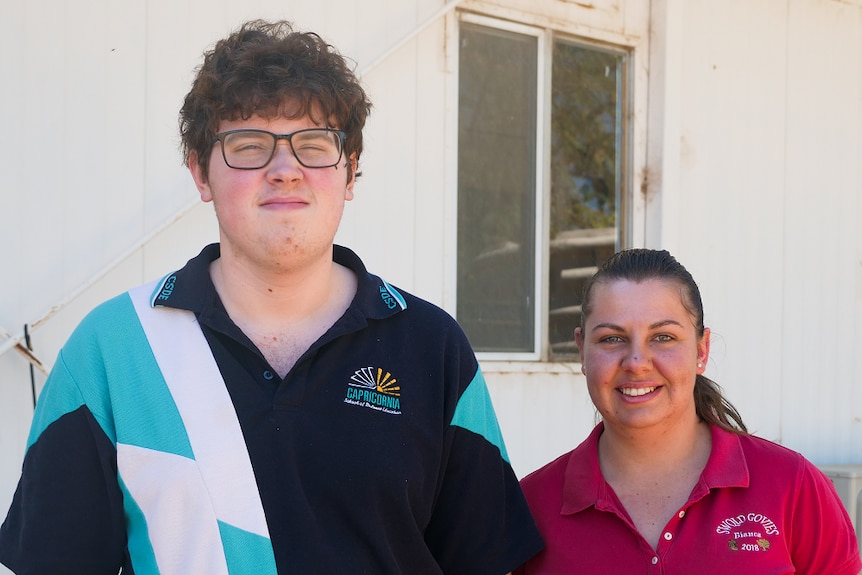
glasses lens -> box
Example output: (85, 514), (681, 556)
(221, 131), (276, 169)
(291, 129), (343, 168)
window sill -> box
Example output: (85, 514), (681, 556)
(478, 360), (582, 376)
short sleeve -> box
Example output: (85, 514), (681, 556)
(423, 363), (544, 574)
(789, 459), (861, 575)
(0, 350), (128, 574)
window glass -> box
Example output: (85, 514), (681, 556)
(457, 24), (538, 352)
(457, 21), (626, 361)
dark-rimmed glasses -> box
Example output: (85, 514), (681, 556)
(214, 128), (346, 170)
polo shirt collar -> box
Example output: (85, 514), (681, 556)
(560, 422), (750, 516)
(147, 243), (407, 323)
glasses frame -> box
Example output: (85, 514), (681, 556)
(213, 128), (347, 170)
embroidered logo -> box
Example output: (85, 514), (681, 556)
(156, 275), (177, 302)
(716, 512), (779, 553)
(380, 285), (401, 309)
(344, 367), (402, 415)
(378, 281), (406, 311)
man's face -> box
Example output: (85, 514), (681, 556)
(190, 114), (356, 273)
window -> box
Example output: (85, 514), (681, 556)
(457, 17), (629, 362)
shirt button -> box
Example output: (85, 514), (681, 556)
(263, 370), (275, 380)
(651, 557), (659, 565)
(663, 532), (673, 541)
(678, 510), (686, 518)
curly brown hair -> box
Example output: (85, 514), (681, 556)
(179, 20), (372, 179)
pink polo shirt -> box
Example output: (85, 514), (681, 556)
(515, 423), (861, 575)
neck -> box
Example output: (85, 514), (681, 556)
(211, 244), (347, 325)
(210, 242), (357, 378)
(598, 415), (711, 478)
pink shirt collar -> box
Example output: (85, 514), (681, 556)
(560, 422), (750, 515)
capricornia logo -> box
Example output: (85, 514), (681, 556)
(344, 366), (402, 415)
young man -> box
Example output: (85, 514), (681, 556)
(0, 20), (543, 574)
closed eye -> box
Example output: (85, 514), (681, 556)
(296, 143), (328, 152)
(234, 142), (269, 153)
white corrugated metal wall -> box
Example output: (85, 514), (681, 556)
(1, 3), (861, 572)
(666, 0), (862, 460)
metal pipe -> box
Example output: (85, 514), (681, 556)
(0, 325), (47, 374)
(0, 199), (200, 362)
(358, 0), (464, 76)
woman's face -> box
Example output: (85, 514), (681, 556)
(575, 278), (710, 433)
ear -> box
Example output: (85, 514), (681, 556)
(189, 151), (214, 203)
(574, 327), (587, 374)
(574, 326), (585, 356)
(345, 153), (358, 201)
(697, 327), (711, 374)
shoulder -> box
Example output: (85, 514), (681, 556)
(520, 425), (602, 510)
(59, 276), (185, 375)
(521, 450), (572, 494)
(736, 433), (808, 473)
(730, 432), (841, 500)
(370, 277), (469, 342)
(398, 288), (460, 325)
(339, 245), (463, 331)
(67, 275), (171, 345)
(66, 291), (140, 347)
(518, 450), (572, 519)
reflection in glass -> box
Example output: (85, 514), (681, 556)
(549, 42), (623, 360)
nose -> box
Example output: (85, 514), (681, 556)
(621, 342), (650, 371)
(266, 140), (303, 180)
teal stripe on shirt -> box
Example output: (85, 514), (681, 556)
(119, 475), (161, 575)
(450, 369), (510, 463)
(36, 293), (194, 460)
(219, 521), (278, 575)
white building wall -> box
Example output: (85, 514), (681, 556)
(669, 0), (791, 445)
(659, 0), (862, 460)
(1, 3), (861, 567)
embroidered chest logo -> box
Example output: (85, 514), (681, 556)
(715, 512), (779, 552)
(344, 367), (402, 415)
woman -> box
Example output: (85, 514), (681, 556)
(516, 249), (860, 574)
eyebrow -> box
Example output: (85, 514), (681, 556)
(590, 319), (685, 333)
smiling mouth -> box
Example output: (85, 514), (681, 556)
(619, 387), (658, 397)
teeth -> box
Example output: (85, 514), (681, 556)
(619, 387), (656, 397)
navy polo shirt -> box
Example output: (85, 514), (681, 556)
(0, 243), (543, 574)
